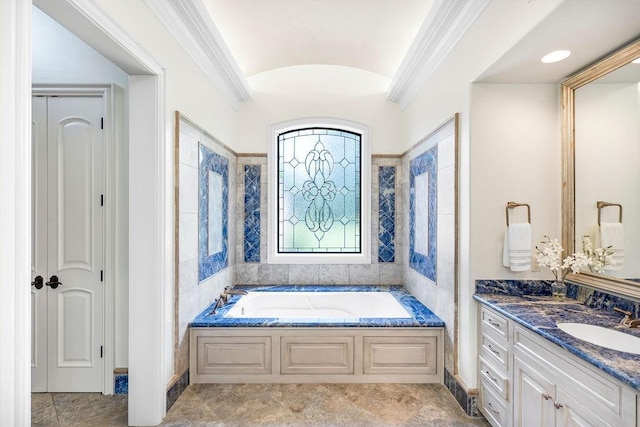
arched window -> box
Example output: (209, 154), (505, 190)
(268, 119), (371, 264)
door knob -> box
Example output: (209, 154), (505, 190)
(31, 276), (44, 289)
(46, 275), (62, 289)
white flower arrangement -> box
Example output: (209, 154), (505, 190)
(535, 236), (590, 285)
(581, 236), (616, 274)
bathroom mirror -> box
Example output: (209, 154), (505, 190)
(563, 38), (640, 300)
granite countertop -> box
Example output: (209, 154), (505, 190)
(474, 293), (640, 391)
(190, 285), (445, 328)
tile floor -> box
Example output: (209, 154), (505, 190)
(33, 383), (489, 426)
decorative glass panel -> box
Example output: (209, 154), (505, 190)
(278, 128), (361, 253)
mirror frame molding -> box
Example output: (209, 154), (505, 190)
(562, 38), (640, 300)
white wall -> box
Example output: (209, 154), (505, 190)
(400, 0), (565, 391)
(88, 0), (239, 387)
(575, 83), (640, 278)
(236, 65), (402, 154)
(32, 6), (131, 369)
(32, 7), (129, 89)
(94, 0), (238, 148)
(470, 84), (561, 280)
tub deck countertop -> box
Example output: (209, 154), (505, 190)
(190, 285), (445, 328)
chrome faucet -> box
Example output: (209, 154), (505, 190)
(613, 307), (640, 328)
(221, 285), (248, 303)
(209, 286), (248, 315)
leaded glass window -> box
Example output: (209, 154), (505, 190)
(278, 128), (361, 253)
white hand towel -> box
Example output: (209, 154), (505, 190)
(503, 223), (531, 272)
(599, 222), (624, 270)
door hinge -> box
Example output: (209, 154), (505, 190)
(101, 117), (104, 129)
(100, 194), (104, 206)
(100, 346), (103, 358)
(100, 270), (104, 282)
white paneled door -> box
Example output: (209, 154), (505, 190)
(31, 95), (104, 392)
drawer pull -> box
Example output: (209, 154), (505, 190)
(542, 393), (552, 401)
(554, 401), (563, 410)
(487, 402), (500, 415)
(484, 370), (498, 383)
(486, 344), (500, 356)
(487, 318), (501, 328)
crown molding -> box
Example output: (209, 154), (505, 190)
(387, 0), (490, 108)
(144, 0), (251, 110)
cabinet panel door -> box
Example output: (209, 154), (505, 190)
(514, 355), (555, 427)
(556, 388), (618, 427)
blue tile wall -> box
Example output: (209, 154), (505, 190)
(475, 279), (552, 296)
(198, 144), (229, 282)
(409, 146), (437, 281)
(244, 165), (261, 263)
(378, 166), (396, 263)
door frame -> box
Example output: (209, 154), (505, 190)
(2, 1), (170, 425)
(32, 84), (118, 394)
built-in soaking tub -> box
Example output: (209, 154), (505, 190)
(189, 285), (445, 384)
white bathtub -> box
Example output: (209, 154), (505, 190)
(224, 291), (412, 319)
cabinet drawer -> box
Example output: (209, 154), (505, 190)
(479, 356), (508, 400)
(480, 379), (508, 427)
(281, 336), (354, 375)
(480, 332), (508, 370)
(480, 306), (509, 342)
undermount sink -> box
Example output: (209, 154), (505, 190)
(556, 323), (640, 355)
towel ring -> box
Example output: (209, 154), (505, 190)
(597, 201), (622, 225)
(506, 202), (531, 226)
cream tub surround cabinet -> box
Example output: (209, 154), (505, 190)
(190, 327), (443, 383)
(475, 298), (640, 427)
(189, 286), (445, 384)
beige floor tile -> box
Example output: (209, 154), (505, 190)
(32, 383), (489, 427)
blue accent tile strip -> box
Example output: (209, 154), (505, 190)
(244, 165), (261, 263)
(378, 166), (396, 263)
(114, 374), (128, 395)
(445, 369), (481, 417)
(190, 285), (445, 328)
(409, 146), (437, 280)
(167, 369), (189, 411)
(198, 144), (228, 282)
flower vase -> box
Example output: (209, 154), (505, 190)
(551, 281), (566, 300)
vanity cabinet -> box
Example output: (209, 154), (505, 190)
(478, 306), (512, 427)
(478, 304), (638, 427)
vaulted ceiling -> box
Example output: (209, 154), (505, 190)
(144, 0), (491, 108)
(144, 0), (640, 109)
(202, 0), (434, 78)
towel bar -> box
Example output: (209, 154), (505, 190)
(597, 201), (622, 225)
(506, 201), (531, 226)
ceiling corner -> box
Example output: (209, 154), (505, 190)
(387, 0), (491, 108)
(144, 0), (252, 109)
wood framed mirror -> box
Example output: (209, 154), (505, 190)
(563, 38), (640, 300)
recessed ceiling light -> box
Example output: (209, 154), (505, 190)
(632, 58), (640, 64)
(541, 50), (572, 64)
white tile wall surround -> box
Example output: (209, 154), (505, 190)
(318, 264), (350, 284)
(401, 116), (457, 374)
(176, 117), (237, 376)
